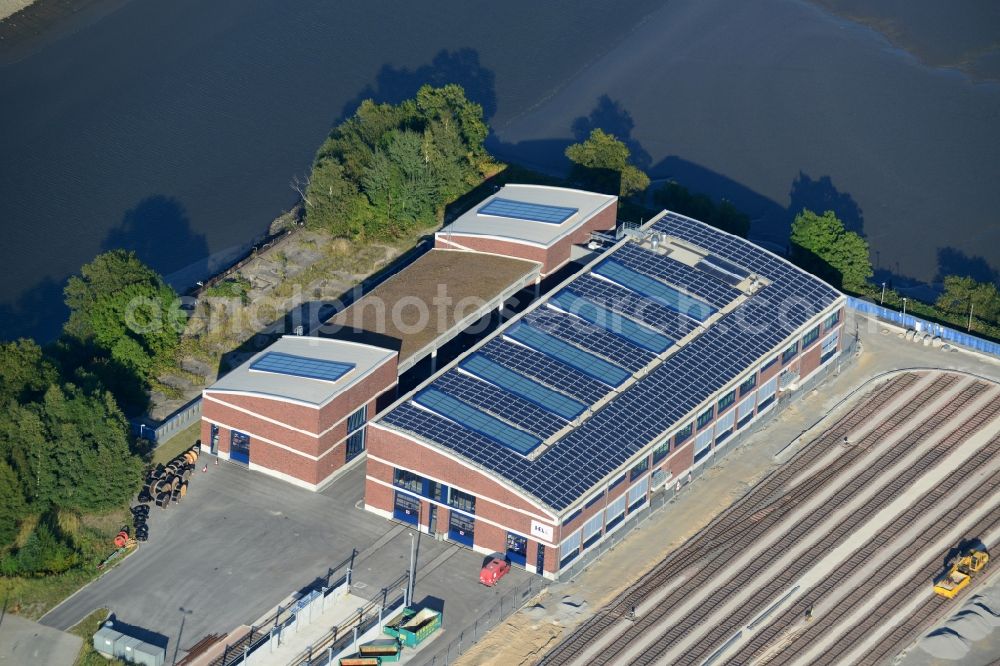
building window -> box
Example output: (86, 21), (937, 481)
(694, 429), (713, 463)
(697, 407), (714, 430)
(737, 394), (756, 429)
(758, 376), (778, 411)
(821, 330), (841, 364)
(715, 409), (736, 446)
(802, 325), (820, 349)
(585, 491), (605, 510)
(582, 513), (604, 550)
(347, 405), (367, 433)
(781, 341), (799, 364)
(627, 476), (649, 512)
(824, 310), (840, 330)
(564, 508), (583, 527)
(427, 480), (448, 503)
(448, 488), (476, 514)
(652, 438), (670, 464)
(605, 494), (627, 532)
(393, 469), (424, 495)
(560, 530), (582, 568)
(717, 390), (736, 413)
(629, 457), (649, 481)
(674, 422), (693, 446)
(609, 473), (626, 491)
(762, 355), (778, 372)
(345, 429), (365, 461)
(738, 374), (756, 397)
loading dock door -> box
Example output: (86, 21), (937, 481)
(393, 492), (420, 525)
(506, 532), (528, 567)
(448, 512), (475, 547)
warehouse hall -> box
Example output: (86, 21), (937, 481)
(365, 210), (846, 578)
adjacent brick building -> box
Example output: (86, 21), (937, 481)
(435, 184), (617, 277)
(201, 336), (397, 490)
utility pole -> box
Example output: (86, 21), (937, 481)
(880, 282), (886, 305)
(902, 298), (908, 318)
(969, 302), (974, 332)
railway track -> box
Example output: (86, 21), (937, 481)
(540, 372), (1000, 666)
(742, 437), (1000, 665)
(621, 380), (985, 666)
(540, 372), (928, 666)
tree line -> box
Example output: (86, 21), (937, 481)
(0, 251), (178, 576)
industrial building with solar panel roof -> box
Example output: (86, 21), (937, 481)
(364, 208), (846, 579)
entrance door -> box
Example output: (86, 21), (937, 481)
(393, 492), (420, 525)
(428, 505), (438, 534)
(210, 424), (219, 455)
(536, 544), (545, 575)
(230, 431), (250, 465)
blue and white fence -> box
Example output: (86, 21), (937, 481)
(847, 296), (1000, 358)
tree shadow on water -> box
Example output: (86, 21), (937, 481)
(936, 247), (999, 284)
(571, 94), (652, 169)
(101, 195), (209, 284)
(0, 277), (69, 343)
(339, 48), (497, 122)
(788, 171), (864, 235)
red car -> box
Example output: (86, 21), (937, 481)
(479, 557), (511, 586)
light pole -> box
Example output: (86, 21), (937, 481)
(969, 302), (975, 332)
(880, 282), (886, 305)
(902, 298), (908, 318)
(406, 531), (417, 608)
(173, 607), (193, 665)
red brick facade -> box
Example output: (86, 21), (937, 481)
(201, 355), (397, 490)
(435, 200), (618, 277)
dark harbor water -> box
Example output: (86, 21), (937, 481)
(1, 0), (998, 341)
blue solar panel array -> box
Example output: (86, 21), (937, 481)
(413, 388), (541, 455)
(524, 308), (653, 374)
(250, 352), (355, 383)
(378, 213), (840, 511)
(569, 275), (700, 340)
(593, 260), (717, 322)
(460, 354), (585, 420)
(615, 243), (741, 309)
(550, 290), (672, 354)
(507, 322), (632, 385)
(478, 198), (578, 224)
(436, 370), (568, 439)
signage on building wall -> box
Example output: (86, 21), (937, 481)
(530, 520), (553, 541)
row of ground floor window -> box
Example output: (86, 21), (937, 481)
(365, 320), (843, 579)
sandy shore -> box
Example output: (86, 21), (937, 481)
(0, 0), (33, 22)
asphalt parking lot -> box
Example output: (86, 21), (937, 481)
(40, 458), (534, 662)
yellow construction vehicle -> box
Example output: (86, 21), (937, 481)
(933, 548), (989, 599)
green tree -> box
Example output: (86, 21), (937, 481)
(653, 181), (750, 238)
(564, 129), (650, 198)
(790, 209), (873, 292)
(0, 460), (28, 548)
(936, 275), (1000, 324)
(63, 250), (182, 379)
(305, 84), (495, 239)
(0, 339), (58, 405)
(11, 385), (142, 514)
